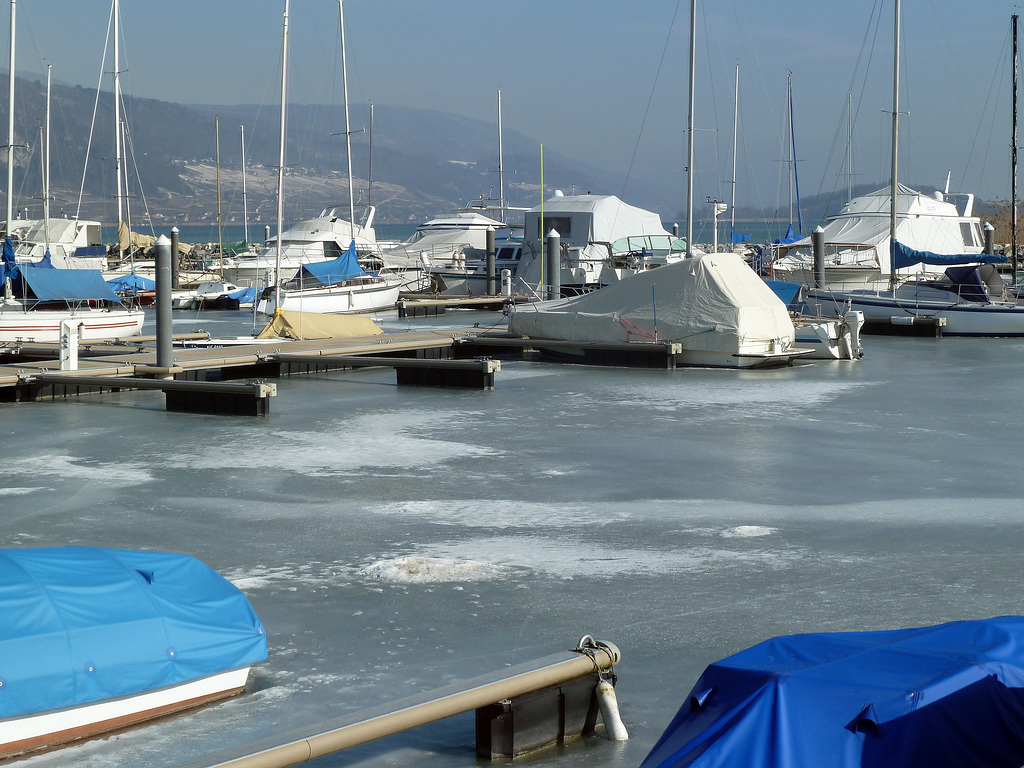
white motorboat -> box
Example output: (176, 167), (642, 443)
(770, 184), (986, 287)
(513, 193), (685, 295)
(0, 546), (266, 760)
(222, 204), (382, 287)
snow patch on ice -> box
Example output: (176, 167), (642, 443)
(721, 525), (776, 538)
(361, 556), (502, 583)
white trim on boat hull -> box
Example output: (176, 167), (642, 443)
(0, 666), (251, 759)
(0, 308), (145, 343)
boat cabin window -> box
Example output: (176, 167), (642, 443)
(496, 246), (521, 261)
(537, 216), (572, 239)
(960, 222), (976, 248)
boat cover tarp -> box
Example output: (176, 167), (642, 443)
(762, 278), (804, 307)
(0, 546), (267, 718)
(256, 309), (383, 340)
(0, 237), (17, 284)
(731, 227), (751, 243)
(297, 240), (367, 286)
(21, 265), (121, 301)
(107, 273), (157, 292)
(772, 224), (801, 245)
(640, 616), (1024, 768)
(226, 286), (259, 304)
(890, 239), (1006, 271)
(508, 253), (794, 353)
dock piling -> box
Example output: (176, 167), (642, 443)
(155, 234), (174, 377)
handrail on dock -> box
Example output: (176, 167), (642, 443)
(172, 639), (621, 768)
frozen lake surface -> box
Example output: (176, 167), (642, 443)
(4, 308), (1024, 767)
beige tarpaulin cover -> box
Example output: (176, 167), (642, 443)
(117, 221), (157, 251)
(256, 310), (383, 340)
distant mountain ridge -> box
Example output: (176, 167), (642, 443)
(1, 73), (653, 232)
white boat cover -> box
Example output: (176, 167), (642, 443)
(774, 184), (982, 274)
(508, 253), (794, 353)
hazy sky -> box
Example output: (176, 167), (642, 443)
(2, 0), (1017, 223)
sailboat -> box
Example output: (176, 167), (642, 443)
(801, 0), (1024, 337)
(255, 1), (399, 318)
(0, 0), (142, 343)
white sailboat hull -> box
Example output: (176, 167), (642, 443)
(806, 288), (1024, 337)
(0, 307), (144, 343)
(259, 279), (400, 315)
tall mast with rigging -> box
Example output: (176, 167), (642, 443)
(888, 0), (901, 291)
(273, 0), (289, 314)
(1012, 13), (1019, 283)
(5, 0), (15, 235)
(730, 64), (738, 242)
(684, 0), (696, 257)
(338, 0), (355, 243)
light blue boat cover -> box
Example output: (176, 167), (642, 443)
(641, 617), (1024, 768)
(890, 239), (1007, 271)
(298, 240), (368, 286)
(20, 265), (122, 302)
(0, 547), (267, 718)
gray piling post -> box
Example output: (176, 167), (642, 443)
(170, 226), (180, 289)
(812, 225), (826, 289)
(984, 222), (995, 255)
(486, 225), (496, 295)
(155, 234), (174, 378)
(546, 229), (560, 300)
(672, 223), (679, 237)
(265, 224), (271, 245)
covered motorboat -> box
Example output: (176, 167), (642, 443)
(0, 546), (267, 759)
(641, 617), (1024, 768)
(508, 253), (807, 368)
(514, 193), (684, 295)
(770, 185), (986, 287)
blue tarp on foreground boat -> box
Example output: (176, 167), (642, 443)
(890, 239), (1007, 271)
(298, 240), (367, 286)
(21, 265), (122, 302)
(640, 617), (1024, 768)
(0, 546), (267, 718)
(762, 278), (804, 308)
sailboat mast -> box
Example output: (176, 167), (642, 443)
(1012, 13), (1019, 282)
(684, 0), (696, 258)
(367, 103), (373, 210)
(786, 72), (793, 229)
(846, 90), (853, 205)
(338, 0), (355, 242)
(730, 64), (738, 239)
(274, 0), (289, 314)
(497, 89), (505, 223)
(241, 123), (249, 246)
(5, 0), (14, 234)
(888, 0), (901, 290)
(788, 73), (803, 236)
(216, 115), (223, 275)
(43, 62), (50, 254)
(114, 0), (124, 262)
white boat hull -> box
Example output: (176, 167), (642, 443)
(0, 666), (250, 759)
(0, 307), (145, 343)
(806, 288), (1024, 337)
(259, 279), (400, 315)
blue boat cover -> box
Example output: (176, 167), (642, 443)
(106, 273), (157, 292)
(890, 239), (1007, 271)
(731, 227), (751, 244)
(0, 547), (267, 718)
(762, 279), (803, 307)
(0, 237), (17, 285)
(641, 617), (1024, 768)
(21, 265), (122, 302)
(772, 224), (801, 245)
(226, 286), (259, 303)
(298, 240), (367, 286)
